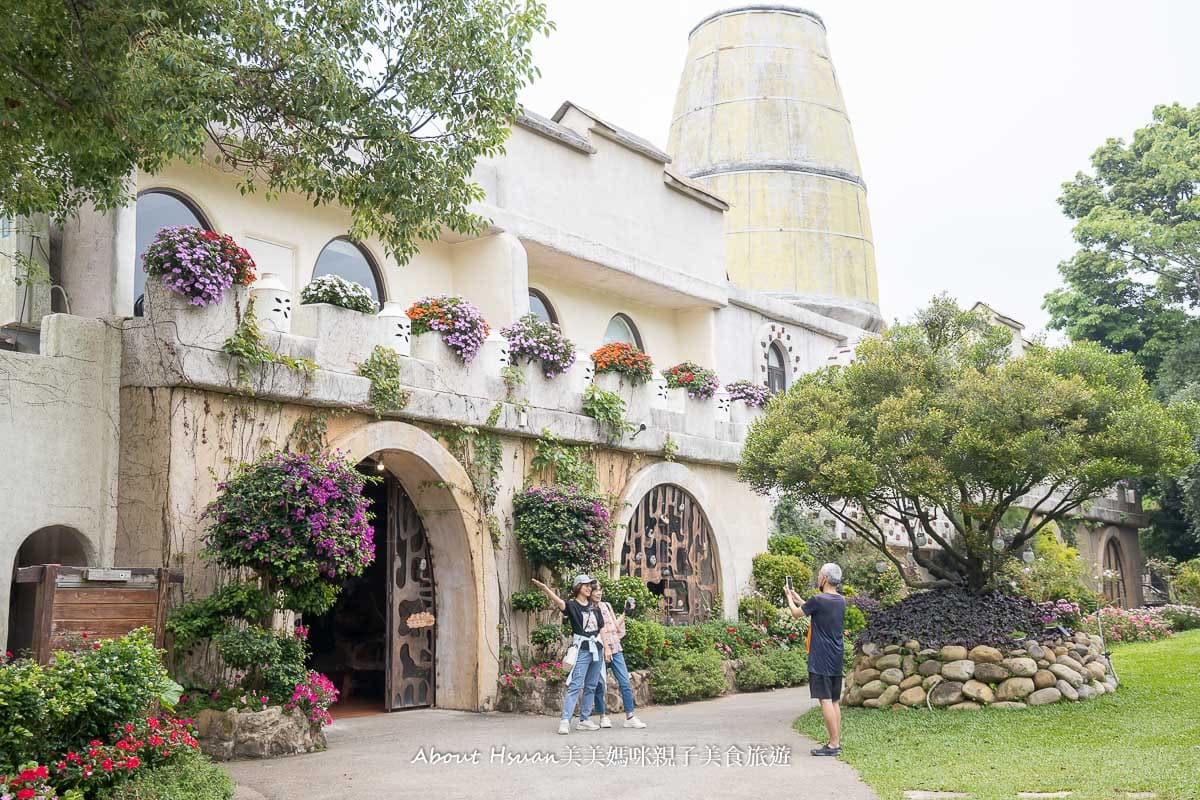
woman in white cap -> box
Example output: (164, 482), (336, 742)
(531, 575), (606, 734)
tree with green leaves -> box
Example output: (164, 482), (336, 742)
(0, 0), (551, 262)
(738, 296), (1198, 592)
(1044, 103), (1200, 560)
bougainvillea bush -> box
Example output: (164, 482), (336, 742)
(142, 226), (256, 307)
(856, 588), (1046, 649)
(590, 342), (654, 385)
(406, 294), (490, 363)
(662, 361), (720, 400)
(299, 274), (377, 314)
(501, 313), (576, 378)
(1081, 606), (1173, 644)
(725, 379), (769, 407)
(204, 449), (376, 602)
(512, 487), (612, 576)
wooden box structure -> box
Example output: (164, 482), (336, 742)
(13, 565), (182, 663)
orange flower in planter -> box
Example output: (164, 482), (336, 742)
(590, 342), (654, 384)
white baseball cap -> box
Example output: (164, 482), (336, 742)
(571, 574), (594, 590)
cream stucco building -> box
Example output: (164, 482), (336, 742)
(0, 5), (1145, 712)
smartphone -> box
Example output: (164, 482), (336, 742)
(624, 597), (635, 614)
(785, 576), (794, 593)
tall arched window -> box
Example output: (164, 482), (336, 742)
(312, 238), (385, 307)
(528, 288), (557, 324)
(134, 189), (211, 315)
(1103, 538), (1125, 606)
(604, 313), (642, 348)
(767, 341), (787, 395)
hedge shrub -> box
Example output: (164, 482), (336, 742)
(767, 533), (812, 562)
(751, 552), (813, 604)
(844, 604), (867, 636)
(734, 654), (779, 691)
(97, 747), (235, 800)
(738, 595), (777, 627)
(648, 649), (726, 704)
(621, 617), (668, 670)
(596, 575), (660, 620)
(762, 646), (808, 687)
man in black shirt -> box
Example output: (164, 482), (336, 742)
(786, 562), (846, 757)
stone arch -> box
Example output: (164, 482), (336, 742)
(1097, 526), (1134, 608)
(327, 420), (496, 711)
(7, 525), (96, 655)
(612, 461), (736, 621)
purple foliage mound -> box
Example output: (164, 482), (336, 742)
(857, 588), (1046, 649)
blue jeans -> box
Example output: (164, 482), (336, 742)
(560, 646), (603, 721)
(585, 652), (635, 717)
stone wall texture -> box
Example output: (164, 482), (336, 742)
(844, 631), (1118, 710)
(196, 706), (326, 760)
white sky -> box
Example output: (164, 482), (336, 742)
(518, 1), (1200, 334)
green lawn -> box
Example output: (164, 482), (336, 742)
(796, 631), (1200, 800)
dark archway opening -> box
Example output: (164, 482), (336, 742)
(307, 463), (389, 715)
(7, 526), (90, 656)
(306, 457), (436, 715)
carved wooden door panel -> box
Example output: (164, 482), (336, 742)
(620, 484), (718, 624)
(386, 479), (436, 710)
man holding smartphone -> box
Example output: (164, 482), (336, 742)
(785, 563), (846, 757)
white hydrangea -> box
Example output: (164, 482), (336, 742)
(299, 274), (377, 314)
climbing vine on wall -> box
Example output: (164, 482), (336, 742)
(357, 345), (411, 419)
(528, 428), (598, 492)
(437, 403), (505, 525)
(222, 296), (316, 388)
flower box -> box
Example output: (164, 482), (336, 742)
(516, 360), (568, 410)
(291, 301), (377, 374)
(144, 276), (249, 351)
(594, 370), (650, 424)
(683, 396), (716, 439)
(412, 331), (502, 399)
(729, 400), (763, 426)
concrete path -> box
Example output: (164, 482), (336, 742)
(225, 687), (876, 800)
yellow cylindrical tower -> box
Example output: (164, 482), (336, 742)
(668, 5), (881, 329)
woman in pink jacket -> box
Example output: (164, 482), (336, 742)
(581, 582), (647, 728)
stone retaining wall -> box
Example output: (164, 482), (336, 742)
(844, 631), (1117, 710)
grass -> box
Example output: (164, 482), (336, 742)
(796, 630), (1200, 800)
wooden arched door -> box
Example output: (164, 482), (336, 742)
(620, 484), (719, 624)
(1102, 537), (1125, 607)
(387, 480), (435, 709)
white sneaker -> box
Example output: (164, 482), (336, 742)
(623, 715), (647, 729)
(576, 719), (600, 731)
(557, 720), (570, 735)
(599, 715), (613, 729)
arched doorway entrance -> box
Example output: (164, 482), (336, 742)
(7, 525), (92, 656)
(620, 484), (719, 624)
(324, 420), (494, 712)
(307, 461), (436, 712)
(1103, 537), (1126, 606)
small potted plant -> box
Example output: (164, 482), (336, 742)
(502, 314), (577, 408)
(590, 342), (654, 422)
(406, 294), (490, 364)
(725, 379), (770, 424)
(292, 275), (380, 373)
(141, 225), (257, 348)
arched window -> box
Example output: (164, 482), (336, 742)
(134, 189), (211, 315)
(1103, 538), (1125, 606)
(312, 238), (385, 307)
(603, 313), (643, 348)
(767, 341), (787, 395)
(528, 288), (557, 324)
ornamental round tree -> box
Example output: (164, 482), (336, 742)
(204, 449), (376, 609)
(738, 296), (1199, 592)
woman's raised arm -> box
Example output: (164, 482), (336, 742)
(531, 578), (566, 612)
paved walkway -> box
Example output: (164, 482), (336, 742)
(225, 687), (876, 800)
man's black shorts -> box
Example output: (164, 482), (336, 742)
(809, 672), (843, 700)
